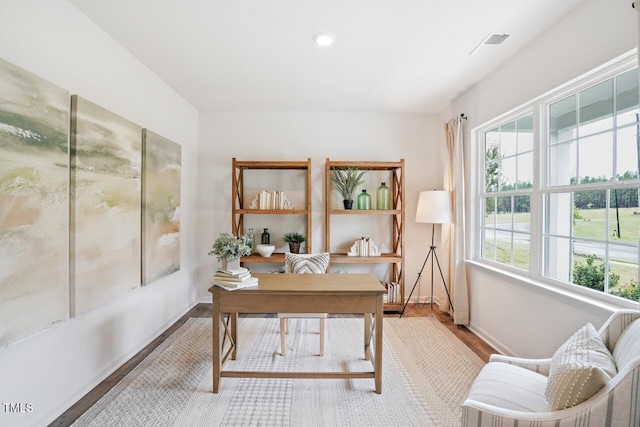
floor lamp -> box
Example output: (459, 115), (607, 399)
(400, 190), (454, 317)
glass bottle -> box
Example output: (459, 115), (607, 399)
(357, 189), (371, 210)
(247, 228), (255, 252)
(376, 182), (391, 210)
(261, 228), (270, 244)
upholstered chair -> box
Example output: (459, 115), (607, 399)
(462, 309), (640, 426)
(278, 253), (330, 356)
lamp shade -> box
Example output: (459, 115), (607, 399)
(415, 190), (453, 224)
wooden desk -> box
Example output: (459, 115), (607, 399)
(208, 273), (386, 394)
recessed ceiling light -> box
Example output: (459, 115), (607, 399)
(314, 32), (335, 47)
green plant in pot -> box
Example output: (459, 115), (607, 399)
(330, 167), (367, 209)
(283, 231), (306, 254)
(208, 232), (253, 271)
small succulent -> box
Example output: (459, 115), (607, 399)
(283, 232), (306, 244)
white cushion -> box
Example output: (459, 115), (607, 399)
(612, 318), (640, 371)
(285, 252), (329, 274)
(466, 362), (550, 412)
(545, 323), (617, 411)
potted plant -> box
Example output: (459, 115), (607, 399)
(208, 232), (252, 271)
(283, 232), (306, 254)
(330, 167), (367, 209)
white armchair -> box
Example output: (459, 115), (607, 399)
(462, 310), (640, 427)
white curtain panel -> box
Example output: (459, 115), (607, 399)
(442, 116), (470, 325)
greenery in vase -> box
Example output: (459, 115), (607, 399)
(208, 232), (252, 261)
(330, 167), (367, 200)
(283, 232), (306, 244)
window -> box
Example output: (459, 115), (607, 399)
(477, 55), (640, 304)
(480, 114), (533, 270)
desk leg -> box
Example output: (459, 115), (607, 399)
(212, 295), (221, 393)
(364, 313), (371, 361)
(374, 296), (383, 394)
(231, 312), (238, 360)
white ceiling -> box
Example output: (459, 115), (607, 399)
(69, 0), (584, 114)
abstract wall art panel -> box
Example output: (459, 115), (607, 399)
(70, 96), (141, 316)
(142, 129), (181, 285)
(0, 58), (69, 347)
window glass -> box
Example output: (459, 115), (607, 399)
(513, 234), (530, 270)
(616, 126), (639, 181)
(548, 141), (577, 186)
(517, 116), (534, 152)
(501, 156), (517, 190)
(607, 243), (638, 300)
(544, 236), (571, 282)
(579, 80), (613, 136)
(550, 95), (576, 144)
(545, 193), (572, 237)
(484, 196), (496, 229)
(608, 187), (640, 243)
(572, 245), (607, 291)
(496, 196), (512, 230)
(500, 121), (517, 157)
(573, 190), (607, 240)
(517, 152), (534, 189)
(616, 68), (639, 126)
(483, 228), (496, 260)
(578, 133), (613, 183)
(495, 230), (512, 265)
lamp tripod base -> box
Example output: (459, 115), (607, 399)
(400, 224), (454, 318)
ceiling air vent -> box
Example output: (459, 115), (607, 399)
(469, 33), (511, 56)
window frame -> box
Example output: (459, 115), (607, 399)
(473, 51), (639, 308)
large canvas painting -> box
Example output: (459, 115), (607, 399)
(70, 96), (141, 316)
(142, 129), (181, 284)
(0, 58), (69, 347)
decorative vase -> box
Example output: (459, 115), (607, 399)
(222, 257), (240, 271)
(357, 189), (371, 210)
(376, 182), (391, 210)
(247, 228), (255, 253)
(343, 199), (353, 210)
(289, 242), (301, 254)
(261, 228), (270, 244)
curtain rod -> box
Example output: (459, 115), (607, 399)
(460, 113), (467, 120)
(633, 2), (635, 8)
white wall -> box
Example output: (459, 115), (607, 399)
(197, 111), (442, 302)
(0, 1), (199, 426)
(450, 0), (637, 357)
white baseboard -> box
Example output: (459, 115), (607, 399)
(41, 301), (198, 426)
(465, 323), (516, 357)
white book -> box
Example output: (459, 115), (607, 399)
(210, 277), (259, 290)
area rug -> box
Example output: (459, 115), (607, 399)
(73, 316), (484, 426)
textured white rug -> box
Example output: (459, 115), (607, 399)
(73, 316), (484, 426)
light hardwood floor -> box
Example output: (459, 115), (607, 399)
(50, 303), (496, 427)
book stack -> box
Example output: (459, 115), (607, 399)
(383, 281), (400, 303)
(257, 190), (289, 210)
(210, 267), (258, 291)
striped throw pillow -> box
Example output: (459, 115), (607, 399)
(285, 253), (329, 274)
(545, 323), (617, 410)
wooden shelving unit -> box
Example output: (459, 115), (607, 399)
(324, 159), (405, 312)
(232, 158), (312, 264)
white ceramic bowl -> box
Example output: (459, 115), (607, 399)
(256, 244), (275, 257)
